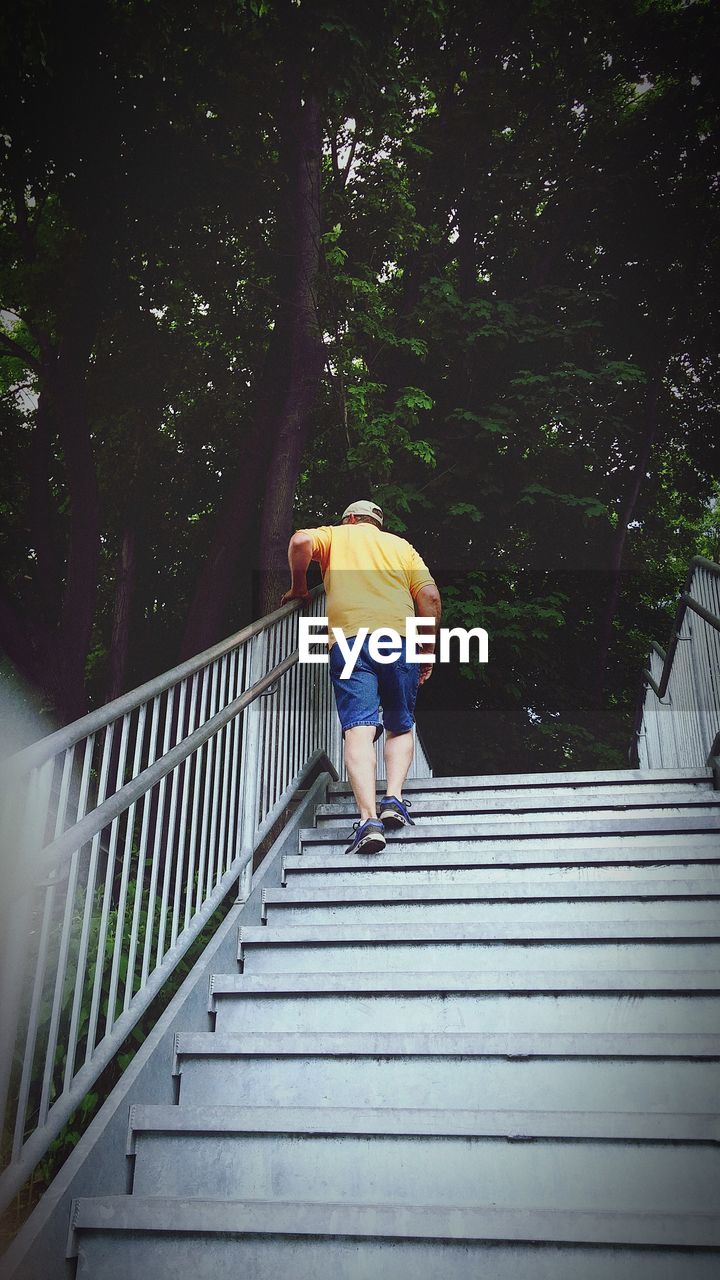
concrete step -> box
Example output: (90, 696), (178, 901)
(72, 1242), (720, 1280)
(239, 931), (720, 976)
(127, 1107), (720, 1210)
(67, 1228), (717, 1280)
(68, 1192), (717, 1274)
(264, 877), (720, 909)
(129, 1102), (719, 1146)
(261, 880), (720, 927)
(212, 969), (720, 1000)
(282, 853), (720, 889)
(299, 814), (720, 854)
(209, 977), (719, 1036)
(289, 834), (717, 875)
(239, 920), (720, 973)
(63, 763), (720, 1280)
(327, 767), (715, 796)
(175, 1031), (720, 1115)
(315, 788), (720, 826)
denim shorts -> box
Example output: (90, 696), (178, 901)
(329, 635), (421, 740)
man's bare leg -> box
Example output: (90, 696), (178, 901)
(344, 725), (378, 821)
(384, 729), (414, 799)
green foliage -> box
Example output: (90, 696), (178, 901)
(1, 0), (718, 766)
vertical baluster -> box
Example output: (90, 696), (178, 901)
(0, 759), (53, 1142)
(10, 751), (70, 1158)
(648, 654), (663, 767)
(264, 627), (279, 818)
(140, 687), (176, 986)
(688, 612), (710, 761)
(295, 651), (303, 777)
(215, 649), (237, 886)
(237, 632), (265, 865)
(276, 622), (288, 800)
(300, 643), (310, 768)
(183, 667), (211, 929)
(698, 605), (719, 756)
(171, 672), (200, 947)
(124, 697), (161, 1008)
(271, 623), (282, 803)
(676, 635), (699, 765)
(256, 637), (269, 822)
(85, 714), (131, 1060)
(63, 723), (115, 1090)
(659, 649), (673, 768)
(106, 705), (147, 1030)
(321, 652), (328, 752)
(685, 628), (704, 764)
(38, 739), (94, 1124)
(194, 661), (220, 913)
(318, 623), (326, 754)
(204, 656), (228, 898)
(256, 644), (270, 829)
(311, 646), (321, 755)
(222, 646), (245, 876)
(278, 617), (290, 797)
(708, 573), (720, 734)
(306, 638), (315, 765)
(299, 614), (308, 780)
(709, 606), (720, 736)
(155, 678), (189, 965)
(286, 650), (295, 778)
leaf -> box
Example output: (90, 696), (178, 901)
(405, 439), (436, 465)
(396, 387), (433, 411)
(448, 502), (484, 522)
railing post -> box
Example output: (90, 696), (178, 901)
(0, 759), (54, 1144)
(235, 630), (266, 902)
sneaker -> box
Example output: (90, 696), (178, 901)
(378, 795), (414, 830)
(345, 818), (386, 855)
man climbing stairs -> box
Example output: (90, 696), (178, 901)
(68, 766), (720, 1278)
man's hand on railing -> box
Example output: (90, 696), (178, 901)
(280, 587), (312, 607)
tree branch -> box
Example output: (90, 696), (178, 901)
(0, 330), (40, 374)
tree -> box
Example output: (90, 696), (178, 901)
(1, 0), (717, 776)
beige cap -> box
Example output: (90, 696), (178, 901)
(341, 499), (384, 527)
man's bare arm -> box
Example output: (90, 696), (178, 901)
(415, 583), (442, 684)
(280, 532), (313, 606)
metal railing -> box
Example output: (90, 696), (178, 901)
(0, 590), (432, 1212)
(635, 556), (720, 778)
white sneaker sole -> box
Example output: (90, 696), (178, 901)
(379, 810), (411, 829)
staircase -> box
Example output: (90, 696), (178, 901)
(68, 766), (720, 1278)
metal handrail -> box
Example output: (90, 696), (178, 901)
(641, 558), (720, 698)
(1, 592), (323, 780)
(0, 586), (432, 1215)
(8, 650), (299, 900)
(634, 556), (720, 776)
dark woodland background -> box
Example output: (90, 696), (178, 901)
(1, 0), (718, 774)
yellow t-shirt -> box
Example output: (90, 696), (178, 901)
(298, 522), (436, 647)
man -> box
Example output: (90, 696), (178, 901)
(281, 499), (442, 854)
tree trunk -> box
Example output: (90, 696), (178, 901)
(177, 313), (293, 660)
(52, 352), (102, 722)
(258, 91), (324, 616)
(28, 384), (63, 621)
(107, 526), (136, 701)
(180, 63), (324, 655)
